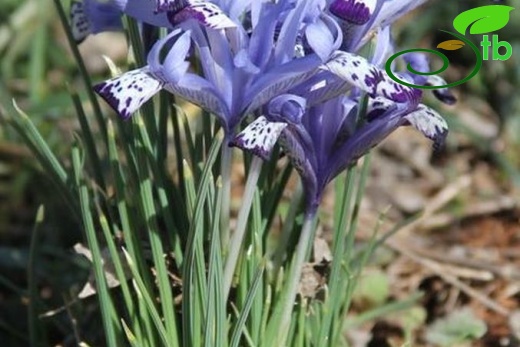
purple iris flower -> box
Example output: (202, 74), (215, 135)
(232, 90), (450, 213)
(92, 0), (343, 138)
(231, 0), (454, 212)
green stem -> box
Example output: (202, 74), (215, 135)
(220, 143), (233, 250)
(223, 156), (263, 299)
(272, 182), (303, 273)
(278, 211), (316, 344)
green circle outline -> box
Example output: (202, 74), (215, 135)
(385, 30), (483, 90)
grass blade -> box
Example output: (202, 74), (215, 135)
(27, 205), (46, 347)
(71, 145), (120, 347)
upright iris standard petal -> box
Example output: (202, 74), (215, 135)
(267, 94), (307, 124)
(324, 51), (421, 103)
(94, 68), (164, 119)
(147, 30), (192, 83)
(350, 0), (429, 51)
(230, 116), (287, 160)
(70, 0), (122, 43)
(305, 19), (337, 62)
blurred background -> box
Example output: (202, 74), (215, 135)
(0, 0), (519, 346)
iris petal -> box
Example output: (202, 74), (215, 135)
(427, 75), (457, 105)
(325, 51), (421, 103)
(70, 0), (122, 43)
(404, 104), (448, 149)
(170, 1), (237, 29)
(94, 67), (163, 119)
(230, 116), (287, 160)
(329, 0), (377, 25)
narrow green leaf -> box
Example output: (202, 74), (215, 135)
(99, 214), (143, 345)
(134, 118), (179, 344)
(230, 261), (266, 347)
(204, 176), (225, 347)
(71, 91), (106, 191)
(72, 145), (120, 347)
(182, 136), (222, 347)
(27, 205), (46, 347)
(122, 249), (170, 346)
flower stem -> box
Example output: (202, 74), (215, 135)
(278, 211), (316, 343)
(272, 182), (303, 273)
(220, 143), (233, 250)
(223, 156), (263, 299)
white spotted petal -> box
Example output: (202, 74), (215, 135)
(404, 104), (448, 149)
(427, 75), (457, 105)
(94, 67), (163, 119)
(230, 116), (287, 160)
(325, 51), (420, 103)
(366, 96), (395, 120)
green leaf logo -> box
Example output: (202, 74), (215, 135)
(453, 5), (514, 35)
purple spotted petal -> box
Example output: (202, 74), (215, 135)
(170, 0), (237, 29)
(427, 75), (457, 105)
(325, 51), (421, 103)
(70, 0), (122, 43)
(366, 96), (396, 121)
(329, 0), (377, 25)
(404, 104), (448, 149)
(70, 1), (90, 42)
(230, 116), (287, 160)
(154, 0), (184, 12)
(94, 67), (163, 119)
